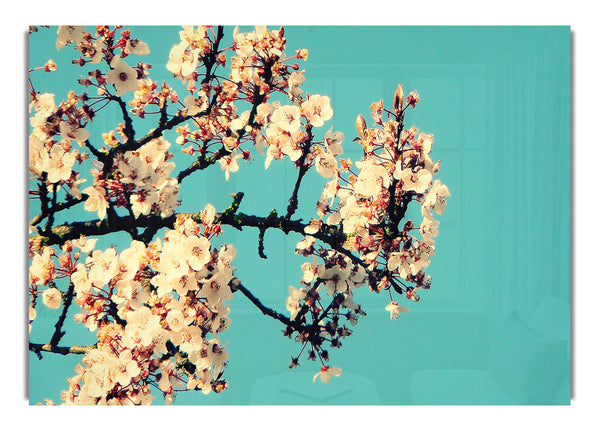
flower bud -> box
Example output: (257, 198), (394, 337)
(393, 84), (404, 113)
(356, 114), (367, 139)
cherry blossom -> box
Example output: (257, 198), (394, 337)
(28, 25), (449, 405)
(42, 287), (63, 309)
(56, 26), (85, 51)
(385, 301), (410, 319)
(301, 94), (333, 127)
(59, 121), (90, 145)
(81, 185), (109, 220)
(285, 285), (308, 319)
(312, 365), (342, 384)
(106, 60), (140, 97)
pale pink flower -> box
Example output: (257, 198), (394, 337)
(324, 128), (345, 156)
(87, 248), (119, 288)
(201, 270), (233, 307)
(166, 41), (187, 77)
(185, 235), (211, 271)
(71, 263), (92, 296)
(313, 365), (342, 383)
(65, 173), (86, 199)
(320, 264), (352, 296)
(130, 186), (159, 218)
(285, 286), (307, 319)
(423, 179), (451, 214)
(353, 160), (390, 197)
(416, 132), (434, 155)
(29, 93), (56, 121)
(90, 38), (104, 64)
(29, 135), (46, 176)
(295, 235), (315, 256)
(72, 235), (98, 254)
(385, 301), (409, 319)
(82, 185), (109, 220)
(29, 247), (55, 286)
(201, 203), (216, 226)
(42, 287), (62, 309)
(59, 121), (90, 145)
(46, 144), (77, 184)
(396, 166), (432, 194)
(82, 366), (110, 399)
(125, 38), (150, 55)
(301, 256), (320, 284)
(301, 94), (333, 127)
(106, 60), (139, 97)
(288, 70), (305, 99)
(315, 151), (338, 179)
(304, 218), (322, 234)
(207, 339), (229, 378)
(326, 211), (341, 226)
(56, 26), (85, 51)
(218, 244), (237, 265)
(420, 210), (440, 239)
(184, 93), (208, 116)
(113, 350), (141, 387)
(166, 309), (185, 332)
(271, 105), (302, 133)
(219, 151), (242, 181)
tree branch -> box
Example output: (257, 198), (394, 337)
(109, 94), (135, 143)
(29, 342), (96, 358)
(231, 279), (293, 327)
(286, 127), (314, 219)
(49, 281), (76, 347)
(30, 195), (87, 227)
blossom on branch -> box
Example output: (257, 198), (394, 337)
(28, 25), (449, 405)
(106, 60), (140, 97)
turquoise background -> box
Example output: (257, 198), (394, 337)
(28, 26), (571, 405)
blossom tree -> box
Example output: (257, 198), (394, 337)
(28, 25), (450, 405)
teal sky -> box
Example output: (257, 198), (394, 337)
(28, 26), (570, 405)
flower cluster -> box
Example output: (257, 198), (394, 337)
(29, 91), (89, 195)
(30, 211), (236, 405)
(29, 26), (449, 402)
(79, 136), (180, 220)
(57, 26), (150, 69)
(282, 237), (369, 374)
(166, 26), (215, 83)
(279, 85), (450, 379)
(307, 85), (451, 304)
(129, 79), (179, 119)
(172, 25), (318, 182)
(230, 26), (286, 86)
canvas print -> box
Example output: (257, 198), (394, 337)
(27, 25), (570, 405)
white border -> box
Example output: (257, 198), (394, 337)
(5, 1), (598, 429)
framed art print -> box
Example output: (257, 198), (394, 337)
(27, 25), (570, 406)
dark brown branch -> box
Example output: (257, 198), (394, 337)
(231, 279), (294, 327)
(84, 139), (109, 163)
(176, 146), (231, 183)
(386, 107), (408, 237)
(285, 163), (309, 219)
(32, 204), (371, 282)
(286, 127), (314, 219)
(49, 281), (76, 347)
(30, 195), (88, 227)
(31, 210), (178, 248)
(109, 94), (135, 142)
(29, 342), (96, 357)
(44, 183), (58, 234)
(201, 26), (225, 85)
